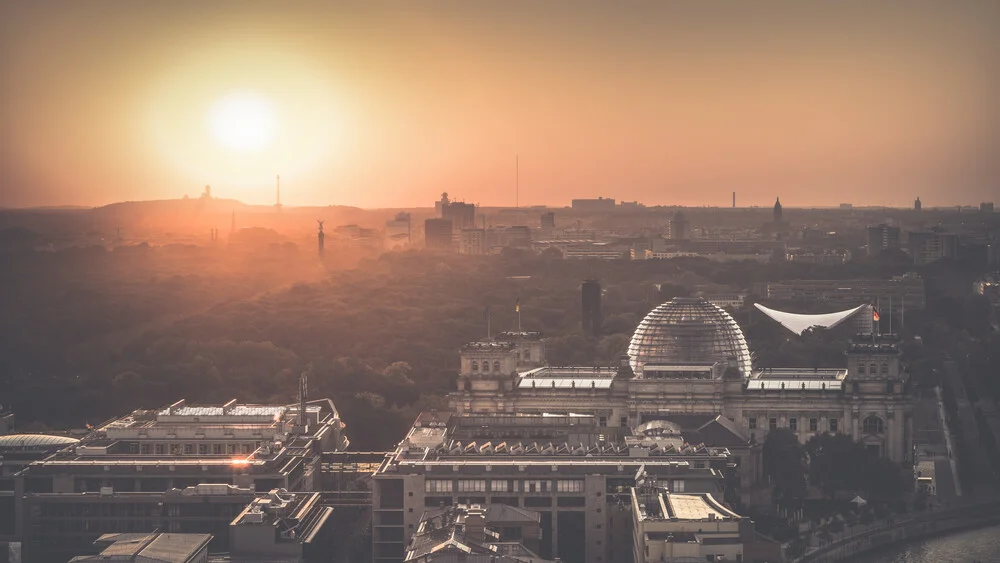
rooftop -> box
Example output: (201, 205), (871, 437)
(69, 532), (212, 563)
(634, 489), (741, 522)
(231, 489), (332, 546)
(0, 433), (79, 450)
(748, 367), (847, 392)
(517, 366), (617, 390)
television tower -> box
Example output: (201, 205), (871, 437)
(274, 175), (283, 211)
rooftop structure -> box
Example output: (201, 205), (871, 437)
(374, 412), (732, 563)
(405, 504), (549, 562)
(229, 489), (335, 562)
(627, 298), (752, 379)
(68, 532), (212, 563)
(753, 303), (870, 336)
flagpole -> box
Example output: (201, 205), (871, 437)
(487, 307), (491, 340)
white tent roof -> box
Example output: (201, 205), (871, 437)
(754, 303), (867, 336)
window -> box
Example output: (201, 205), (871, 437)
(212, 444), (222, 455)
(599, 416), (607, 427)
(170, 444), (181, 455)
(524, 350), (531, 361)
(671, 480), (685, 493)
(471, 361), (478, 372)
(829, 418), (838, 432)
(886, 381), (895, 394)
(183, 444), (193, 455)
(525, 480), (548, 493)
(620, 416), (628, 427)
(493, 360), (501, 372)
(155, 444), (165, 455)
(863, 415), (884, 435)
(226, 444), (236, 455)
(869, 363), (877, 375)
(789, 418), (798, 432)
(557, 480), (584, 493)
(809, 418), (818, 432)
(858, 363), (866, 375)
(129, 443), (139, 454)
(140, 444), (150, 454)
(769, 418), (777, 430)
(748, 417), (757, 430)
(425, 480), (453, 493)
(457, 480), (486, 492)
(490, 480), (508, 492)
(881, 363), (889, 375)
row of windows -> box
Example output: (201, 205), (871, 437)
(424, 479), (585, 494)
(126, 442), (257, 455)
(749, 417), (838, 433)
(470, 361), (503, 373)
(857, 363), (891, 375)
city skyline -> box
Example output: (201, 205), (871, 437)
(3, 1), (999, 209)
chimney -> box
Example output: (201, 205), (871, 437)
(465, 507), (486, 544)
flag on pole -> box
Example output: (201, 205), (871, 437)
(872, 308), (880, 322)
(515, 298), (520, 313)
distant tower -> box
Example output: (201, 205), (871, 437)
(669, 210), (689, 240)
(298, 371), (309, 431)
(317, 220), (325, 259)
(274, 175), (283, 211)
(914, 197), (922, 212)
(732, 192), (736, 208)
(773, 197), (783, 222)
(582, 280), (602, 337)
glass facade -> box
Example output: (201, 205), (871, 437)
(627, 298), (753, 377)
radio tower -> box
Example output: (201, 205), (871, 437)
(274, 175), (283, 211)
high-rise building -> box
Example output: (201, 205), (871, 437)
(981, 202), (995, 213)
(667, 210), (689, 240)
(443, 202), (476, 230)
(914, 197), (922, 212)
(866, 224), (902, 256)
(908, 231), (958, 265)
(458, 228), (486, 255)
(582, 280), (602, 337)
(540, 212), (555, 229)
(424, 219), (454, 251)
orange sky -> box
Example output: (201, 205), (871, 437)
(2, 1), (998, 209)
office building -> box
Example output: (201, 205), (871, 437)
(450, 298), (913, 466)
(373, 411), (731, 563)
(631, 479), (751, 563)
(540, 212), (555, 229)
(424, 219), (454, 251)
(444, 202), (477, 230)
(386, 213), (412, 250)
(866, 224), (902, 256)
(571, 197), (616, 211)
(229, 489), (336, 562)
(666, 211), (688, 241)
(68, 532), (212, 563)
(13, 398), (348, 562)
(907, 231), (958, 265)
(754, 276), (925, 316)
(459, 228), (487, 255)
(981, 202), (995, 213)
(914, 197), (922, 212)
(581, 280), (602, 337)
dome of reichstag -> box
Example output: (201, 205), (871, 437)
(627, 297), (753, 378)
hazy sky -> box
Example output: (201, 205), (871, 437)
(2, 1), (998, 208)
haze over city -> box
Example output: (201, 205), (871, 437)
(3, 1), (999, 209)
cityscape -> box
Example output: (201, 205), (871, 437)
(3, 2), (1000, 563)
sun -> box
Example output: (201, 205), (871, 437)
(207, 91), (278, 152)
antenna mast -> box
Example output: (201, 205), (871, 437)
(275, 175), (283, 211)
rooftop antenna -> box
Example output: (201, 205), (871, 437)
(275, 175), (283, 211)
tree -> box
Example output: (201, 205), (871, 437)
(762, 429), (806, 503)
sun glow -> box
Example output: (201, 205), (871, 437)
(208, 91), (278, 152)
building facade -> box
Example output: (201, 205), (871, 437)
(449, 298), (913, 465)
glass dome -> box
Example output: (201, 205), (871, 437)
(627, 297), (753, 378)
